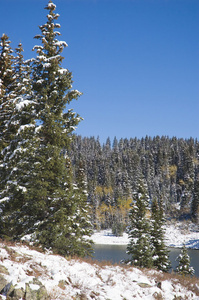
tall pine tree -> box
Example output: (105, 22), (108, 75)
(27, 1), (93, 256)
(0, 34), (15, 154)
(191, 166), (199, 222)
(0, 1), (93, 256)
(126, 179), (153, 268)
(0, 41), (38, 238)
(151, 196), (171, 272)
(0, 34), (16, 235)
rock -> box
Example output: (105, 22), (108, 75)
(156, 281), (162, 289)
(25, 278), (49, 300)
(80, 292), (88, 300)
(58, 279), (67, 289)
(0, 275), (49, 300)
(2, 282), (25, 300)
(25, 283), (39, 300)
(153, 291), (163, 299)
(0, 274), (9, 293)
(75, 293), (88, 300)
(0, 264), (9, 275)
(7, 287), (25, 300)
(137, 282), (152, 288)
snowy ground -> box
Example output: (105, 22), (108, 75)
(0, 222), (199, 299)
(91, 221), (199, 249)
(0, 240), (199, 300)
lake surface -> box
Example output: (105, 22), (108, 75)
(93, 244), (199, 277)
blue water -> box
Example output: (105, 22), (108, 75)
(92, 244), (199, 277)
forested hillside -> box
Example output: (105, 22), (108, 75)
(70, 135), (199, 232)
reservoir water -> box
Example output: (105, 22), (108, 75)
(93, 244), (199, 277)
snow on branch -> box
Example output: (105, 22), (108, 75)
(32, 45), (44, 52)
(54, 31), (61, 36)
(54, 41), (68, 47)
(16, 100), (35, 111)
(54, 23), (61, 28)
(58, 68), (68, 75)
(47, 14), (53, 21)
(46, 2), (56, 10)
(34, 35), (42, 40)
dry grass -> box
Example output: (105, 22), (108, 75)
(105, 273), (116, 286)
(1, 243), (37, 265)
(25, 263), (47, 278)
(48, 287), (70, 300)
(0, 238), (45, 254)
(72, 255), (124, 269)
(144, 268), (199, 297)
(3, 245), (19, 261)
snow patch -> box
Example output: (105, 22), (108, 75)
(91, 222), (199, 249)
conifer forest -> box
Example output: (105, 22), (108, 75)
(0, 0), (199, 268)
(70, 135), (199, 233)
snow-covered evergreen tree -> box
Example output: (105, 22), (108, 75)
(0, 1), (93, 256)
(27, 0), (93, 256)
(0, 34), (15, 154)
(0, 42), (38, 238)
(126, 179), (154, 268)
(151, 196), (171, 272)
(191, 167), (199, 222)
(0, 33), (15, 236)
(71, 163), (94, 256)
(176, 244), (194, 276)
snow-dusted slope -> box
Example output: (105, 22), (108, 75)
(0, 240), (199, 300)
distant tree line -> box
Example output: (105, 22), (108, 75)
(70, 135), (199, 232)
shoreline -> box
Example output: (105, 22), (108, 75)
(91, 223), (199, 250)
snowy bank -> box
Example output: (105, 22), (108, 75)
(91, 222), (199, 249)
(165, 223), (199, 249)
(91, 230), (129, 245)
(0, 241), (199, 300)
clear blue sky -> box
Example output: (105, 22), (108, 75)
(1, 0), (198, 144)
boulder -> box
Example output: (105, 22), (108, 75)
(137, 282), (152, 288)
(25, 278), (49, 300)
(0, 275), (49, 300)
(0, 264), (9, 275)
(7, 287), (25, 300)
(0, 274), (9, 293)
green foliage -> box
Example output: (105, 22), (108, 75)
(126, 182), (172, 271)
(176, 244), (195, 276)
(0, 1), (93, 257)
(0, 38), (38, 238)
(126, 179), (154, 268)
(128, 235), (154, 269)
(151, 197), (171, 272)
(0, 34), (15, 154)
(0, 34), (15, 98)
(191, 168), (199, 222)
(112, 221), (125, 237)
(28, 1), (92, 256)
